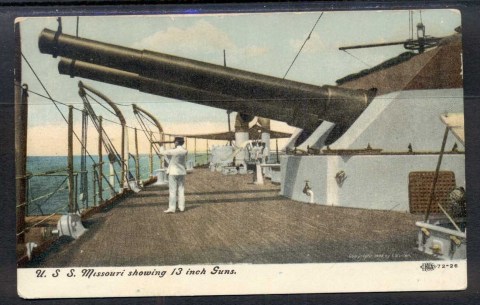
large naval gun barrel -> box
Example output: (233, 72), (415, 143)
(39, 28), (376, 133)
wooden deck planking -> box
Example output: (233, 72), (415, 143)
(27, 168), (427, 268)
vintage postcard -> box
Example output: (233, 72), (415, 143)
(15, 8), (466, 298)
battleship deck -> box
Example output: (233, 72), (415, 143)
(27, 168), (429, 267)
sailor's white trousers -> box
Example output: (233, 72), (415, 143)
(168, 174), (185, 211)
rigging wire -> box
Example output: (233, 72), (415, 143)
(133, 109), (168, 165)
(342, 50), (372, 68)
(16, 85), (179, 137)
(283, 12), (324, 79)
(82, 92), (137, 185)
(137, 114), (156, 140)
(82, 96), (122, 164)
(138, 111), (158, 128)
(85, 92), (118, 117)
(76, 16), (79, 37)
(20, 54), (130, 204)
(143, 119), (160, 144)
(134, 112), (162, 158)
(19, 80), (125, 192)
(81, 95), (122, 185)
(21, 52), (98, 164)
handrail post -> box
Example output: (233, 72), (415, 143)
(206, 139), (209, 165)
(121, 124), (126, 189)
(109, 162), (115, 198)
(160, 132), (165, 169)
(92, 164), (97, 206)
(276, 139), (279, 163)
(80, 109), (88, 209)
(149, 131), (153, 177)
(74, 173), (78, 211)
(68, 105), (75, 213)
(227, 110), (232, 145)
(194, 138), (197, 166)
(98, 116), (103, 204)
(135, 128), (140, 182)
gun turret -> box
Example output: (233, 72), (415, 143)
(39, 28), (376, 136)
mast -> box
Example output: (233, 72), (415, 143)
(15, 22), (28, 244)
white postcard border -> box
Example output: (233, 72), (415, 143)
(18, 260), (467, 298)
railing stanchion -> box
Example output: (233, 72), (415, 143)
(98, 116), (103, 204)
(121, 121), (126, 189)
(92, 164), (97, 206)
(74, 173), (78, 212)
(149, 131), (153, 177)
(135, 128), (140, 182)
(206, 139), (209, 166)
(276, 139), (279, 163)
(68, 106), (75, 213)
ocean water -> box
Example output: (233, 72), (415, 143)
(26, 154), (209, 216)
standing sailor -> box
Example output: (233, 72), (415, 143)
(160, 137), (188, 213)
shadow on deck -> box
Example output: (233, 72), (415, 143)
(27, 168), (428, 267)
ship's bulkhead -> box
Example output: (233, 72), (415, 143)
(280, 88), (465, 212)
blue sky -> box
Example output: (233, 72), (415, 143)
(19, 9), (461, 155)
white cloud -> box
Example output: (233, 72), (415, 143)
(289, 32), (333, 54)
(132, 20), (268, 59)
(133, 20), (234, 54)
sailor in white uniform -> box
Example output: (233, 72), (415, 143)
(160, 137), (188, 213)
